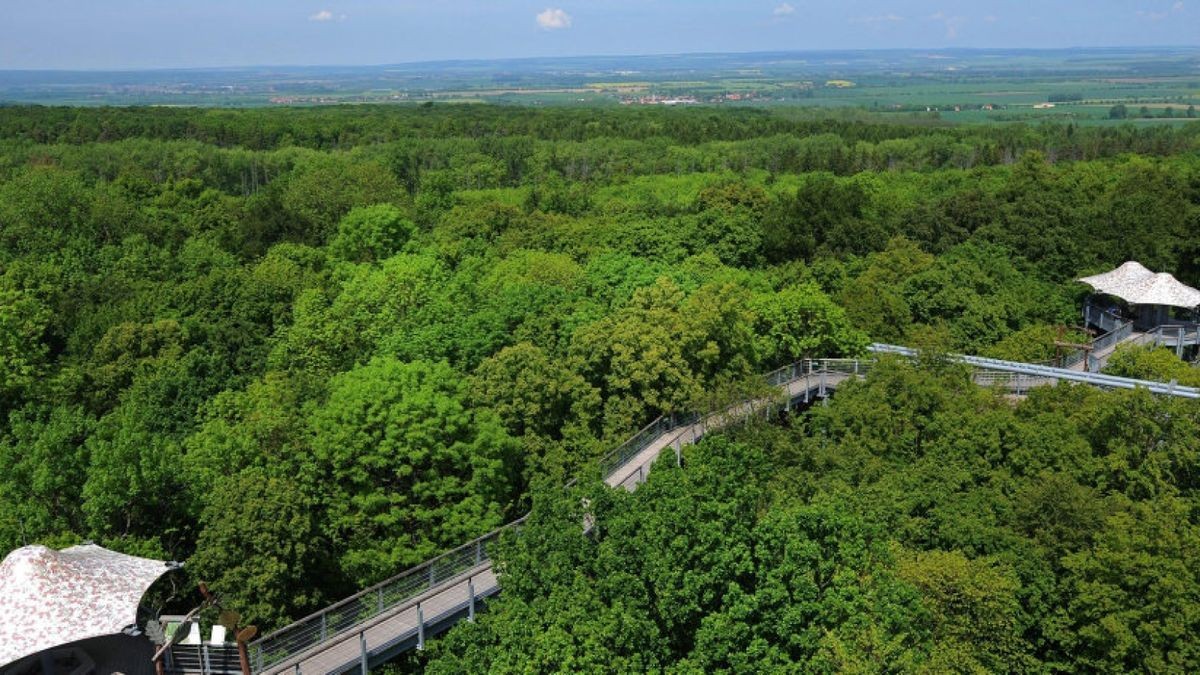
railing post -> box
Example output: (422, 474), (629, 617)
(429, 563), (435, 587)
(377, 587), (384, 613)
(417, 603), (425, 650)
(359, 630), (368, 675)
(475, 539), (482, 565)
(294, 663), (301, 675)
(468, 577), (476, 622)
(201, 644), (210, 675)
(320, 613), (327, 643)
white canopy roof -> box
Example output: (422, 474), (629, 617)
(0, 544), (175, 666)
(1079, 261), (1200, 310)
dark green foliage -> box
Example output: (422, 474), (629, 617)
(426, 359), (1200, 673)
(189, 467), (333, 629)
(426, 438), (930, 673)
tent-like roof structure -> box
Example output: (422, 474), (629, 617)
(1079, 261), (1200, 310)
(0, 544), (176, 667)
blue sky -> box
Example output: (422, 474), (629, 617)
(1, 1), (1196, 70)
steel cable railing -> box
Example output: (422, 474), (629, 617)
(248, 516), (526, 671)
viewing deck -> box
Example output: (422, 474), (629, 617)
(1082, 300), (1199, 372)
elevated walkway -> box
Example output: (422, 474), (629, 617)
(1078, 301), (1198, 372)
(246, 344), (1200, 675)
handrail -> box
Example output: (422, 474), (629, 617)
(248, 516), (527, 671)
(870, 343), (1200, 398)
(1083, 300), (1130, 335)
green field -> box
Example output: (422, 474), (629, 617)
(4, 48), (1200, 126)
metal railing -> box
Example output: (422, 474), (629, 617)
(1083, 300), (1129, 335)
(597, 359), (866, 480)
(248, 516), (526, 672)
(1090, 321), (1134, 356)
(165, 644), (244, 675)
(1121, 324), (1200, 358)
(596, 413), (696, 480)
(872, 343), (1200, 399)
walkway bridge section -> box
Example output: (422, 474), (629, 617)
(246, 345), (1200, 675)
(1082, 301), (1200, 372)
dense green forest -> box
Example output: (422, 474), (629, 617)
(1, 105), (1199, 671)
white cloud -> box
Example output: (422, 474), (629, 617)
(929, 11), (965, 38)
(773, 3), (796, 16)
(536, 8), (572, 30)
(1139, 1), (1185, 19)
(309, 10), (334, 22)
(852, 13), (904, 24)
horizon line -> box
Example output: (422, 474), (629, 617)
(2, 44), (1199, 75)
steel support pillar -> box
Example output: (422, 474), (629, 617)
(417, 604), (425, 650)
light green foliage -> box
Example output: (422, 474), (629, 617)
(1104, 344), (1200, 387)
(900, 243), (1075, 353)
(328, 204), (416, 263)
(80, 404), (187, 543)
(569, 278), (701, 433)
(839, 237), (932, 343)
(471, 342), (601, 475)
(426, 437), (930, 673)
(270, 253), (449, 373)
(896, 549), (1027, 672)
(87, 319), (186, 411)
(983, 323), (1088, 364)
(753, 282), (869, 365)
(280, 152), (406, 241)
(311, 358), (518, 585)
(183, 371), (320, 503)
(0, 405), (93, 551)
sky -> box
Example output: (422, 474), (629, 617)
(0, 1), (1196, 70)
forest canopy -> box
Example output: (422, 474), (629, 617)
(1, 104), (1198, 670)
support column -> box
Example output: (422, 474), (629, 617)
(359, 631), (368, 675)
(468, 578), (476, 622)
(417, 604), (425, 650)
